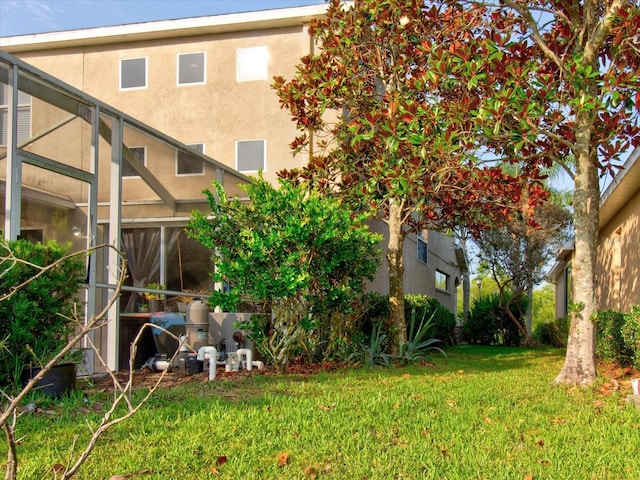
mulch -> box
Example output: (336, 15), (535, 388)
(82, 359), (348, 394)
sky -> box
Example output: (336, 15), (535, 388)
(0, 0), (326, 37)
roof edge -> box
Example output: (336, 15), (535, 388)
(0, 3), (329, 52)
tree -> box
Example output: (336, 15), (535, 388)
(466, 0), (640, 384)
(188, 175), (382, 370)
(476, 200), (571, 345)
(273, 0), (545, 352)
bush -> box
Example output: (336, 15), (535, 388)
(595, 310), (633, 365)
(463, 293), (525, 346)
(533, 316), (569, 347)
(404, 294), (456, 345)
(0, 240), (85, 390)
(621, 306), (640, 369)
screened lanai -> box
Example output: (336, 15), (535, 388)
(1, 50), (251, 372)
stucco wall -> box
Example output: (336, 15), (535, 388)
(13, 24), (311, 190)
(596, 188), (640, 312)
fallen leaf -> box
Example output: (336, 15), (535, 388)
(402, 373), (411, 378)
(278, 452), (289, 467)
(446, 399), (457, 408)
(458, 369), (465, 374)
(216, 456), (227, 466)
(536, 439), (544, 447)
(292, 431), (299, 438)
(420, 429), (432, 436)
(210, 467), (219, 475)
(305, 466), (318, 478)
(317, 402), (336, 411)
(524, 475), (533, 480)
(393, 400), (401, 409)
(483, 417), (493, 424)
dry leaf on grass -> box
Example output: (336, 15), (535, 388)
(278, 451), (290, 467)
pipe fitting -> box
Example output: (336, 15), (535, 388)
(197, 346), (218, 380)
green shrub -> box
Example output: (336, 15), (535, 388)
(463, 293), (524, 346)
(620, 305), (640, 369)
(533, 316), (569, 347)
(404, 294), (456, 345)
(0, 240), (85, 390)
(595, 310), (633, 365)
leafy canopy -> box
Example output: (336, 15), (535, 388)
(188, 175), (382, 315)
(274, 0), (549, 235)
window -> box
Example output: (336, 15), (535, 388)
(236, 46), (268, 82)
(123, 147), (145, 178)
(18, 229), (43, 243)
(435, 270), (449, 291)
(236, 139), (265, 172)
(120, 58), (147, 90)
(177, 52), (206, 85)
(0, 84), (31, 146)
(177, 143), (204, 176)
(417, 231), (428, 264)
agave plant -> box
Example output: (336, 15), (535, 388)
(398, 308), (446, 365)
(349, 322), (392, 368)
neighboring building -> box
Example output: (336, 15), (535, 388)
(1, 4), (464, 370)
(549, 147), (640, 317)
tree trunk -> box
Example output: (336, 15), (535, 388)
(553, 110), (599, 386)
(526, 286), (533, 336)
(462, 273), (470, 324)
(3, 422), (17, 480)
(503, 294), (534, 346)
(460, 233), (470, 324)
(387, 198), (406, 354)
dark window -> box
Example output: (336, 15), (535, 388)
(120, 58), (146, 89)
(177, 144), (204, 176)
(178, 52), (205, 85)
(417, 232), (428, 264)
(236, 139), (265, 172)
(123, 147), (145, 177)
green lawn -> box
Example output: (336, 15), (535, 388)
(8, 346), (640, 479)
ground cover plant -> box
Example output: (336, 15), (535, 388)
(10, 346), (640, 479)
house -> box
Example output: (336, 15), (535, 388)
(1, 4), (464, 371)
(549, 146), (640, 317)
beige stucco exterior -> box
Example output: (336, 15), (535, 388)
(550, 147), (640, 317)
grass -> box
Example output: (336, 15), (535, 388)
(7, 346), (640, 479)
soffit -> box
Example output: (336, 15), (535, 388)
(0, 4), (329, 53)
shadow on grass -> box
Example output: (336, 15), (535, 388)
(429, 344), (566, 375)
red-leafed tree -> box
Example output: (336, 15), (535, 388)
(465, 0), (640, 385)
(273, 0), (548, 352)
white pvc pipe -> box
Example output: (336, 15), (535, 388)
(197, 346), (218, 380)
(236, 348), (253, 371)
(154, 360), (171, 371)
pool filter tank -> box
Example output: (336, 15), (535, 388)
(185, 299), (209, 350)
